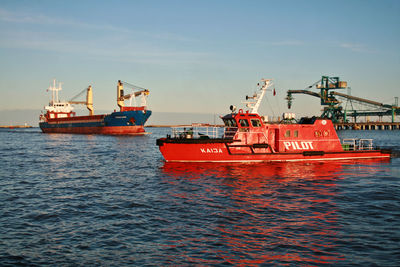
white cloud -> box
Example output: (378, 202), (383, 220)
(253, 40), (305, 47)
(0, 29), (210, 66)
(0, 7), (194, 42)
(339, 42), (373, 53)
(267, 40), (305, 46)
(0, 7), (207, 65)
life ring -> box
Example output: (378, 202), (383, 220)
(323, 130), (329, 137)
(314, 131), (321, 137)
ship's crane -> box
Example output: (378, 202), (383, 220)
(117, 80), (150, 111)
(286, 76), (400, 123)
(68, 85), (94, 115)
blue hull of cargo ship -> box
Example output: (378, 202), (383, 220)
(105, 110), (152, 126)
(39, 109), (152, 134)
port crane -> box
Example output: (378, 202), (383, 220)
(286, 76), (400, 123)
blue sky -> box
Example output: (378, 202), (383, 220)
(0, 0), (399, 122)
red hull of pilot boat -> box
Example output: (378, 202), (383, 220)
(158, 141), (390, 162)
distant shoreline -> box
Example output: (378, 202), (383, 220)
(0, 125), (224, 129)
(146, 124), (223, 128)
(0, 125), (33, 128)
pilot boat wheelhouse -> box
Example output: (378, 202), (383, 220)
(156, 79), (391, 162)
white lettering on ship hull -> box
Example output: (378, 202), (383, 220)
(283, 141), (314, 151)
(200, 148), (223, 153)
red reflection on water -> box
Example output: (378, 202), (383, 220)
(160, 159), (389, 265)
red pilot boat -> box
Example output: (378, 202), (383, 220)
(157, 79), (391, 162)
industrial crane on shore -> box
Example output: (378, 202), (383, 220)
(286, 76), (400, 123)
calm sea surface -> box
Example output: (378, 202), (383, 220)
(0, 128), (399, 266)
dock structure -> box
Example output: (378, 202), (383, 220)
(334, 122), (400, 130)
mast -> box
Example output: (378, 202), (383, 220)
(48, 79), (62, 105)
(244, 79), (273, 114)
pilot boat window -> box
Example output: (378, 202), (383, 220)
(294, 130), (299, 137)
(284, 130), (290, 137)
(251, 119), (261, 127)
(239, 119), (250, 132)
(239, 119), (249, 127)
(224, 119), (237, 127)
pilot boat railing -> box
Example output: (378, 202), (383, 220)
(171, 126), (239, 139)
(342, 138), (374, 151)
(170, 126), (272, 141)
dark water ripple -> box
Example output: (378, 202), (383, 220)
(0, 128), (399, 266)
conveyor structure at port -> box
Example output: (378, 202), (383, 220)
(286, 76), (399, 123)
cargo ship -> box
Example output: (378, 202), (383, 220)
(156, 78), (391, 162)
(39, 80), (152, 134)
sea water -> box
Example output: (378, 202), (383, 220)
(0, 128), (399, 266)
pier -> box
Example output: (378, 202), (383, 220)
(334, 122), (400, 130)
